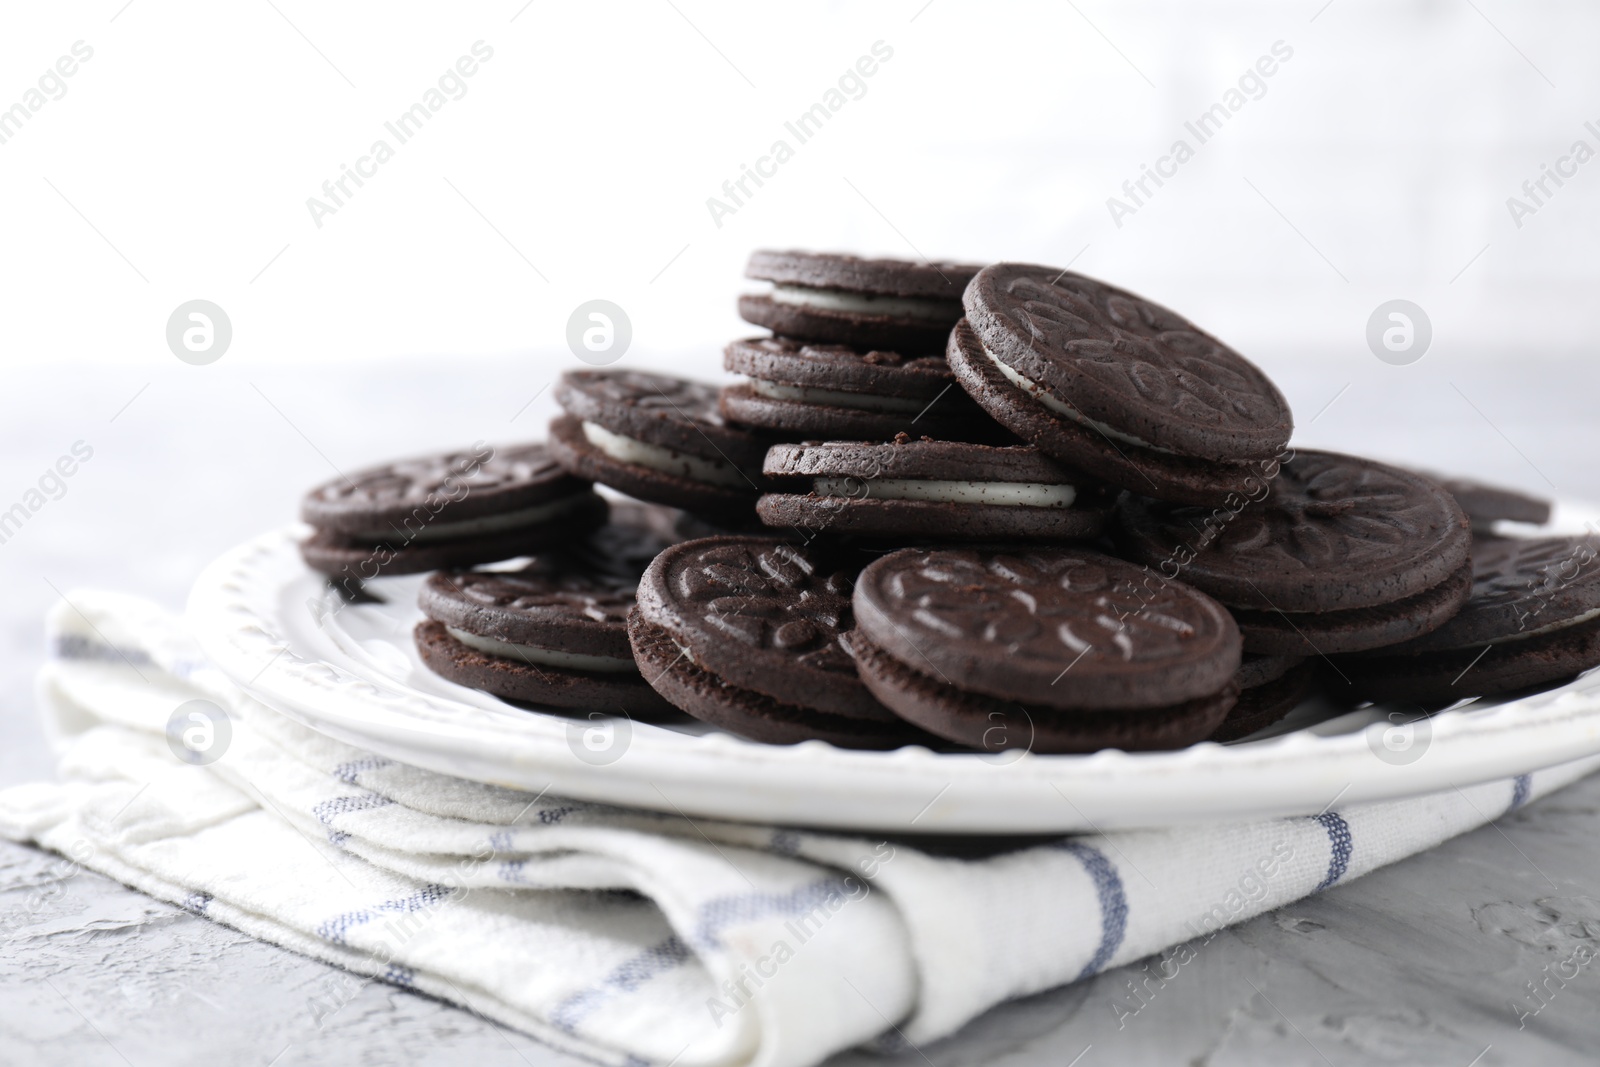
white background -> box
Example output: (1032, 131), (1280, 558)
(0, 0), (1595, 708)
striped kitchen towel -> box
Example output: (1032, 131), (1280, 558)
(2, 590), (1596, 1067)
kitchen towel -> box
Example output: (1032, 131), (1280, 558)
(3, 590), (1595, 1067)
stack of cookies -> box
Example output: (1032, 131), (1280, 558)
(296, 249), (1592, 758)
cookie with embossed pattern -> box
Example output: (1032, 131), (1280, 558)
(300, 442), (607, 579)
(952, 263), (1292, 505)
(1339, 535), (1600, 703)
(720, 336), (1002, 441)
(739, 250), (984, 354)
(850, 546), (1241, 752)
(757, 437), (1109, 541)
(415, 512), (679, 716)
(626, 536), (939, 748)
(550, 370), (773, 518)
(1115, 450), (1473, 655)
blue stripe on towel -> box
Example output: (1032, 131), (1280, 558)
(549, 936), (692, 1033)
(1056, 842), (1127, 979)
(691, 877), (856, 950)
(332, 757), (395, 786)
(315, 883), (452, 945)
(1509, 773), (1532, 812)
(312, 792), (395, 846)
(1311, 812), (1352, 891)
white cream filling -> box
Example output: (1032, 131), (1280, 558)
(749, 378), (927, 414)
(771, 284), (954, 321)
(358, 494), (590, 543)
(581, 421), (748, 488)
(446, 626), (638, 673)
(980, 341), (1175, 455)
(813, 477), (1076, 508)
(1488, 605), (1600, 645)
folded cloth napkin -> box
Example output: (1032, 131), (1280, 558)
(4, 592), (1597, 1067)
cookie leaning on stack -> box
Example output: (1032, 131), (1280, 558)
(949, 266), (1293, 506)
(300, 442), (607, 580)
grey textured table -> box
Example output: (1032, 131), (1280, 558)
(3, 354), (1599, 1066)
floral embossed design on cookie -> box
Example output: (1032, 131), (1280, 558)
(1468, 536), (1600, 613)
(446, 568), (636, 626)
(670, 541), (857, 676)
(875, 549), (1211, 670)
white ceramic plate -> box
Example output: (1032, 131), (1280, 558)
(187, 507), (1600, 834)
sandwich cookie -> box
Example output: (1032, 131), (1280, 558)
(720, 336), (1000, 442)
(415, 515), (679, 717)
(950, 264), (1293, 506)
(300, 442), (606, 579)
(757, 437), (1109, 541)
(549, 370), (771, 518)
(1209, 655), (1316, 742)
(1115, 450), (1473, 655)
(627, 537), (938, 749)
(849, 547), (1242, 754)
(739, 250), (983, 354)
(1339, 535), (1600, 704)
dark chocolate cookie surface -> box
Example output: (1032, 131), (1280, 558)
(948, 318), (1269, 506)
(745, 250), (984, 299)
(724, 336), (960, 399)
(634, 536), (891, 721)
(626, 611), (937, 749)
(1115, 450), (1473, 614)
(302, 442), (588, 535)
(555, 369), (770, 471)
(963, 264), (1292, 462)
(415, 620), (675, 716)
(548, 415), (761, 518)
(853, 546), (1241, 710)
(1365, 535), (1600, 655)
(419, 517), (674, 661)
(849, 631), (1236, 754)
(757, 438), (1108, 540)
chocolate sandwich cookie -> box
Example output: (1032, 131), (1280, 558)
(415, 514), (679, 717)
(950, 264), (1293, 505)
(1209, 655), (1316, 742)
(757, 437), (1108, 541)
(1114, 450), (1473, 655)
(627, 536), (937, 749)
(720, 336), (1000, 442)
(1340, 535), (1600, 704)
(1421, 471), (1553, 531)
(549, 370), (771, 518)
(300, 442), (607, 579)
(739, 250), (983, 354)
(850, 546), (1242, 754)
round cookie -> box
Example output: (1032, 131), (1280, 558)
(1340, 535), (1600, 703)
(627, 536), (936, 748)
(720, 336), (1002, 442)
(948, 320), (1279, 508)
(1114, 450), (1474, 655)
(850, 546), (1242, 752)
(757, 437), (1108, 542)
(952, 261), (1293, 504)
(300, 442), (606, 579)
(549, 370), (771, 518)
(739, 250), (984, 354)
(415, 515), (680, 717)
(846, 632), (1236, 754)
